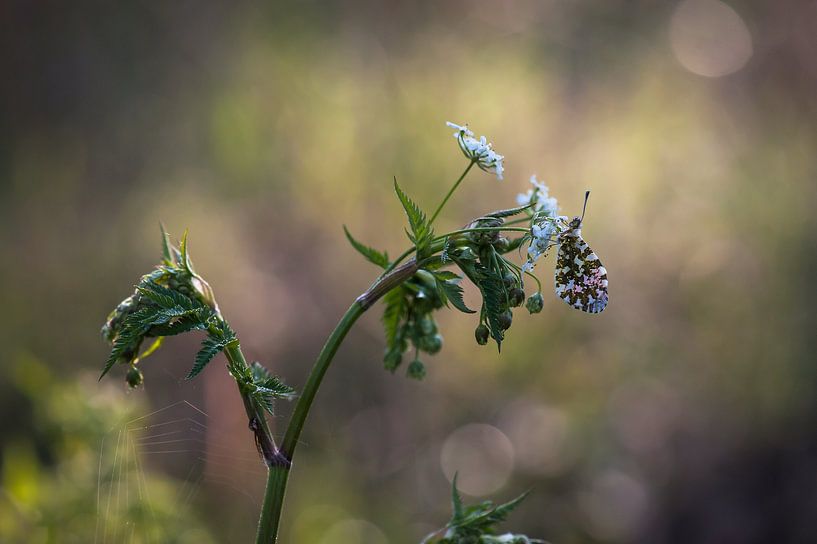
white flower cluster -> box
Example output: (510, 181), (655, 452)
(446, 122), (505, 180)
(518, 176), (567, 273)
(522, 219), (562, 272)
(516, 175), (559, 217)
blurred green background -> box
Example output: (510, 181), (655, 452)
(1, 1), (816, 542)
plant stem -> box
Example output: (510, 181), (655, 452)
(255, 258), (421, 543)
(223, 342), (284, 467)
(428, 161), (476, 227)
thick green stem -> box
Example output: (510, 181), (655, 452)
(255, 258), (420, 543)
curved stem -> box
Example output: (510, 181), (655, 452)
(255, 258), (421, 543)
(428, 161), (476, 227)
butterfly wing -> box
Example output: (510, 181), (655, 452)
(555, 234), (608, 313)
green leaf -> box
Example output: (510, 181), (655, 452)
(475, 263), (505, 349)
(100, 326), (143, 379)
(179, 229), (194, 275)
(437, 278), (475, 314)
(343, 225), (389, 268)
(485, 203), (533, 219)
(394, 177), (433, 254)
(382, 287), (407, 349)
(160, 223), (175, 266)
(433, 270), (460, 281)
(451, 473), (465, 522)
(253, 376), (297, 415)
(187, 322), (236, 379)
(136, 281), (199, 312)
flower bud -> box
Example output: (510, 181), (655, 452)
(509, 288), (525, 307)
(407, 359), (426, 380)
(475, 324), (490, 345)
(126, 365), (144, 388)
(502, 272), (517, 289)
(498, 310), (513, 331)
(418, 316), (436, 336)
(420, 333), (443, 354)
(526, 292), (544, 314)
(493, 237), (510, 252)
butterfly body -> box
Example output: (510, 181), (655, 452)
(554, 216), (608, 313)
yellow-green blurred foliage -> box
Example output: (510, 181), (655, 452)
(1, 1), (816, 543)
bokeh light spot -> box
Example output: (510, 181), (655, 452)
(670, 0), (753, 77)
(578, 470), (649, 541)
(499, 400), (573, 476)
(440, 424), (514, 496)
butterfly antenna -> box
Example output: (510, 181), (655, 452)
(580, 191), (590, 223)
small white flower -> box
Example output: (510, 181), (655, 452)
(516, 175), (559, 217)
(522, 216), (566, 272)
(446, 121), (505, 180)
(446, 121), (474, 137)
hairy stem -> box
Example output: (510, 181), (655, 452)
(255, 257), (421, 543)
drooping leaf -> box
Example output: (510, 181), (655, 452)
(382, 287), (407, 349)
(437, 277), (475, 314)
(343, 225), (389, 268)
(475, 262), (506, 349)
(188, 322), (236, 379)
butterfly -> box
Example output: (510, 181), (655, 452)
(554, 191), (608, 313)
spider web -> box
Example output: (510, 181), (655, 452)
(95, 398), (268, 543)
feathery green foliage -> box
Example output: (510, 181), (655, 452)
(394, 177), (434, 257)
(228, 360), (296, 416)
(343, 225), (389, 268)
(421, 476), (540, 544)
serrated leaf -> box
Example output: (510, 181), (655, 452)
(187, 323), (236, 379)
(394, 177), (433, 254)
(100, 323), (144, 379)
(382, 287), (407, 349)
(451, 473), (465, 522)
(160, 223), (175, 266)
(179, 229), (194, 275)
(475, 263), (505, 349)
(147, 315), (209, 336)
(137, 281), (200, 311)
(485, 203), (533, 219)
(437, 278), (475, 314)
(343, 225), (389, 268)
(433, 270), (460, 281)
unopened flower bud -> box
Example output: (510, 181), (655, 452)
(407, 359), (426, 380)
(475, 324), (490, 345)
(509, 288), (525, 307)
(420, 333), (443, 354)
(126, 365), (144, 388)
(502, 272), (517, 289)
(498, 310), (513, 330)
(526, 292), (544, 314)
(493, 237), (510, 252)
(418, 316), (436, 336)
